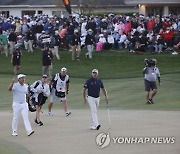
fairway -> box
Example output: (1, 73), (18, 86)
(0, 109), (180, 154)
(1, 74), (180, 111)
(0, 50), (180, 153)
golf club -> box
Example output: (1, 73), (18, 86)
(106, 101), (111, 129)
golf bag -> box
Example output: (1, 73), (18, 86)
(38, 93), (48, 106)
(27, 82), (40, 112)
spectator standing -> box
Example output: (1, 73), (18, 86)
(8, 29), (17, 54)
(42, 44), (53, 78)
(0, 31), (8, 57)
(85, 29), (95, 59)
(11, 45), (22, 75)
(70, 29), (81, 61)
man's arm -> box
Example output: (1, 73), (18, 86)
(143, 67), (148, 74)
(83, 88), (87, 104)
(156, 67), (161, 86)
(66, 82), (69, 94)
(102, 88), (108, 103)
(8, 78), (16, 91)
(43, 84), (50, 97)
(26, 94), (30, 104)
(11, 54), (13, 64)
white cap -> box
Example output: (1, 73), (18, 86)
(55, 30), (59, 35)
(88, 29), (93, 32)
(17, 74), (26, 79)
(92, 69), (98, 74)
(99, 34), (104, 37)
(152, 59), (157, 63)
(61, 67), (67, 72)
(42, 74), (48, 78)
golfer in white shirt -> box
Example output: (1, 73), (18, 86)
(8, 74), (34, 136)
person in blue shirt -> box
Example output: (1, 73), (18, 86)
(83, 69), (108, 130)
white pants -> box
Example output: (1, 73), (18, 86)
(71, 45), (81, 60)
(87, 96), (100, 127)
(87, 45), (94, 59)
(51, 46), (60, 60)
(0, 44), (8, 56)
(12, 103), (33, 134)
(9, 41), (15, 54)
(24, 40), (33, 52)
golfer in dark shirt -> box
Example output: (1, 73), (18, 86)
(83, 69), (108, 130)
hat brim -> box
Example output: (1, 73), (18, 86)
(18, 75), (26, 79)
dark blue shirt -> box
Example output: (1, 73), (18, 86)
(84, 77), (104, 98)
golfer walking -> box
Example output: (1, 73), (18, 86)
(8, 74), (34, 136)
(83, 69), (108, 130)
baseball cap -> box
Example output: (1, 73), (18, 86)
(17, 74), (26, 79)
(42, 74), (48, 78)
(74, 29), (78, 33)
(99, 34), (104, 37)
(88, 29), (93, 32)
(92, 69), (98, 74)
(61, 67), (67, 72)
(151, 59), (157, 63)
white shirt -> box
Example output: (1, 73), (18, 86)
(147, 33), (153, 40)
(172, 23), (177, 30)
(54, 74), (69, 92)
(107, 35), (114, 44)
(119, 34), (127, 43)
(144, 66), (160, 82)
(30, 80), (50, 102)
(113, 23), (119, 32)
(12, 82), (28, 104)
(81, 22), (87, 36)
(99, 37), (106, 43)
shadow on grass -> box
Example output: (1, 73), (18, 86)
(0, 138), (30, 154)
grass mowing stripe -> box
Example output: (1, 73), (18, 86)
(0, 50), (180, 111)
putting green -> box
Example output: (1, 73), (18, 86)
(0, 138), (30, 154)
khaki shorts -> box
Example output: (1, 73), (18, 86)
(144, 79), (157, 92)
(50, 88), (66, 103)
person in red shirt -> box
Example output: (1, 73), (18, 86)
(124, 20), (132, 35)
(163, 27), (174, 49)
(162, 19), (170, 31)
(59, 24), (68, 48)
(147, 18), (155, 31)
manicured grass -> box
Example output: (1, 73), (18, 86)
(0, 49), (180, 111)
(0, 49), (180, 79)
(0, 74), (180, 111)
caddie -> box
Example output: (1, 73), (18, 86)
(30, 74), (50, 126)
(47, 67), (71, 116)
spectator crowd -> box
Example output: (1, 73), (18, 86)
(0, 13), (180, 59)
